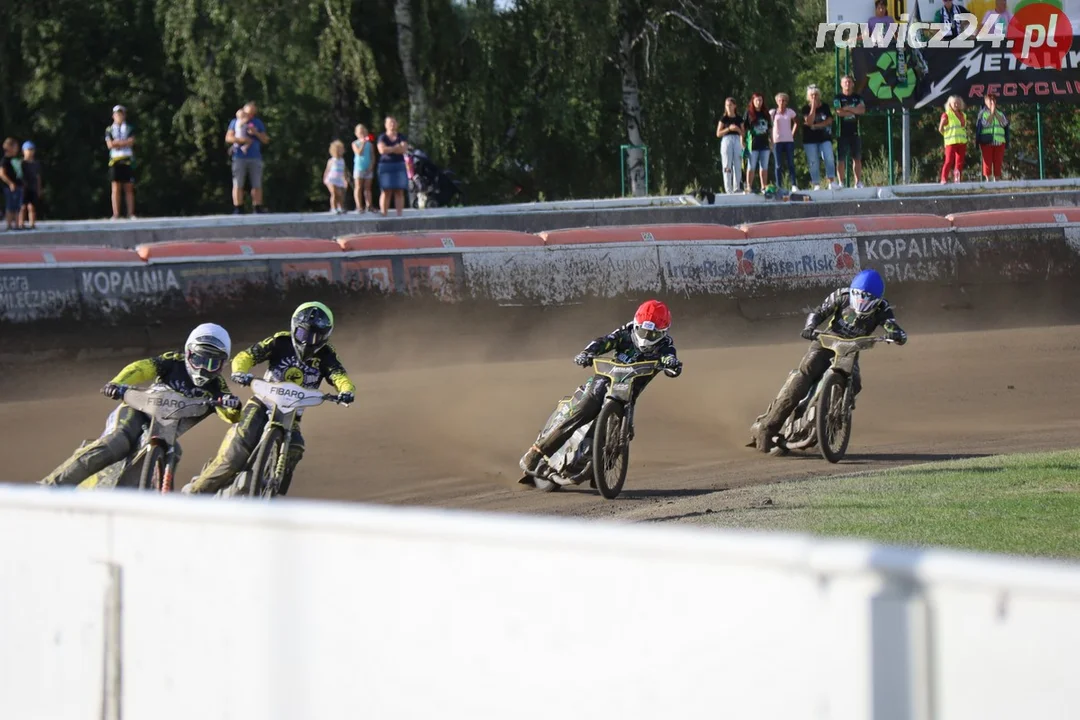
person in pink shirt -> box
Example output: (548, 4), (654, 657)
(770, 93), (799, 192)
(981, 0), (1012, 35)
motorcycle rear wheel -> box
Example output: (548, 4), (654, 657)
(815, 373), (852, 463)
(593, 402), (629, 499)
(249, 428), (285, 498)
(139, 445), (166, 491)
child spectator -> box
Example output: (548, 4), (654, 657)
(716, 97), (745, 195)
(976, 93), (1009, 182)
(938, 95), (967, 184)
(232, 108), (249, 150)
(770, 93), (799, 192)
(743, 93), (771, 194)
(19, 141), (41, 229)
(352, 124), (375, 213)
(0, 138), (23, 231)
(323, 140), (349, 214)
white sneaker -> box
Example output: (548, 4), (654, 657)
(812, 184), (821, 191)
(855, 181), (865, 189)
(791, 185), (799, 193)
(833, 181), (845, 189)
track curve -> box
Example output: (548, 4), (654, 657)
(7, 309), (1080, 523)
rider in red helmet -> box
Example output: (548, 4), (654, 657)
(519, 299), (683, 475)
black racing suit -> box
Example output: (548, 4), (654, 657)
(188, 331), (356, 495)
(752, 288), (906, 446)
(523, 323), (681, 470)
(40, 353), (239, 487)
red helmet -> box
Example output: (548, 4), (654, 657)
(632, 300), (671, 350)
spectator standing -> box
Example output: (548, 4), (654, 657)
(801, 85), (838, 190)
(744, 93), (772, 194)
(981, 0), (1012, 35)
(938, 95), (968, 183)
(19, 141), (41, 230)
(866, 0), (896, 34)
(376, 115), (409, 217)
(976, 93), (1009, 182)
(770, 93), (799, 192)
(834, 75), (866, 188)
(716, 97), (745, 195)
(352, 124), (375, 213)
(105, 105), (136, 220)
(0, 138), (23, 230)
(225, 100), (270, 214)
(323, 140), (349, 214)
(934, 0), (973, 40)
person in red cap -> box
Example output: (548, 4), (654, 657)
(518, 299), (682, 476)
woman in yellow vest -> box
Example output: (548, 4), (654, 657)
(937, 95), (967, 184)
(976, 93), (1009, 182)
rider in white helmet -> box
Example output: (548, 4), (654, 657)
(40, 323), (242, 487)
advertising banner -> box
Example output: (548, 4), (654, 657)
(659, 240), (861, 295)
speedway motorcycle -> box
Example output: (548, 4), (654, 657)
(221, 378), (347, 499)
(767, 332), (894, 463)
(78, 384), (224, 492)
(521, 357), (670, 500)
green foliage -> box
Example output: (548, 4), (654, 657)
(0, 0), (1075, 219)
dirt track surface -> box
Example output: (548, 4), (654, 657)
(5, 305), (1080, 523)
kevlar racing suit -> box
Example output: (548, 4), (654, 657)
(520, 323), (682, 473)
(187, 332), (357, 495)
(750, 288), (907, 451)
(40, 353), (239, 487)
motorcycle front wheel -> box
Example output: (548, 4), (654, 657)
(249, 427), (285, 498)
(815, 372), (852, 463)
(592, 402), (629, 499)
(138, 444), (166, 491)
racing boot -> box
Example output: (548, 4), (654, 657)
(518, 391), (602, 481)
(748, 370), (810, 453)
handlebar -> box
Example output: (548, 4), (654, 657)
(813, 331), (896, 344)
(115, 384), (233, 407)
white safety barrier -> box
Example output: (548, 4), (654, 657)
(1, 483), (1079, 720)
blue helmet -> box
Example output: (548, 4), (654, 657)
(849, 269), (884, 316)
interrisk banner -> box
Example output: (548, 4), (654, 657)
(834, 1), (1080, 107)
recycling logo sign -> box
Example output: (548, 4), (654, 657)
(866, 51), (916, 102)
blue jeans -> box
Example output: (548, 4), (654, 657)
(803, 142), (836, 186)
(773, 142), (796, 188)
(3, 186), (22, 213)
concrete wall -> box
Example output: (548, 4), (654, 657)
(3, 208), (1079, 327)
(2, 484), (1078, 720)
(14, 189), (1080, 248)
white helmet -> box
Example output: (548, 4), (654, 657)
(184, 323), (231, 387)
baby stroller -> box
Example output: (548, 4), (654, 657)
(406, 148), (464, 209)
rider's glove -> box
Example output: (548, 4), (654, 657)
(231, 372), (253, 386)
(884, 321), (907, 345)
(101, 382), (124, 400)
(800, 325), (817, 341)
(573, 351), (594, 367)
(220, 394), (242, 410)
(337, 391), (355, 406)
(661, 355), (683, 377)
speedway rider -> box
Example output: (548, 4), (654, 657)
(40, 323), (241, 487)
(519, 299), (683, 477)
(183, 301), (356, 496)
(749, 269), (907, 453)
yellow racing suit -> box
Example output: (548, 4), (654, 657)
(40, 353), (240, 487)
(187, 331), (356, 495)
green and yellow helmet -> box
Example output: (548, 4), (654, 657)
(291, 301), (334, 359)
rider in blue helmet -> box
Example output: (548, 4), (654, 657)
(749, 268), (906, 453)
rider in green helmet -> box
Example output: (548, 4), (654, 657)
(183, 302), (356, 496)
